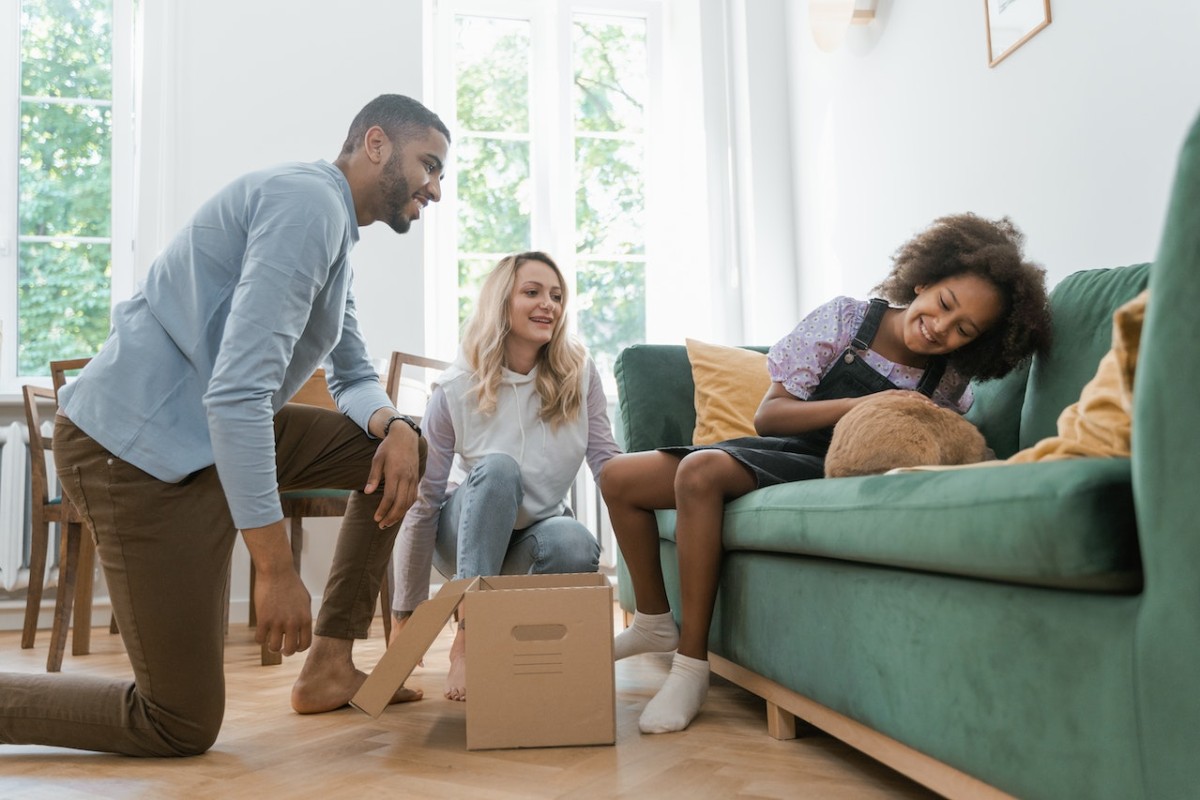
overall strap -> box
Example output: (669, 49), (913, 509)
(915, 356), (947, 397)
(851, 298), (890, 351)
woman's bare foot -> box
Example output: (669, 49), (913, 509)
(445, 625), (467, 701)
(291, 635), (423, 714)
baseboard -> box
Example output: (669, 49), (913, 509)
(0, 597), (114, 632)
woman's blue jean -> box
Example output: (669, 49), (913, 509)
(434, 453), (600, 581)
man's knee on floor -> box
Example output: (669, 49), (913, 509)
(147, 706), (224, 757)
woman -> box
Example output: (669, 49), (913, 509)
(391, 251), (621, 700)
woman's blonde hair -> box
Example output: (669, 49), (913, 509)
(460, 251), (586, 427)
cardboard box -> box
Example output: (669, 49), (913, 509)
(351, 572), (615, 750)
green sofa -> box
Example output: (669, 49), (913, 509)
(611, 116), (1200, 800)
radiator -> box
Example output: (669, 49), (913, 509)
(0, 420), (57, 593)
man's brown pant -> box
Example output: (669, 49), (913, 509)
(0, 404), (419, 756)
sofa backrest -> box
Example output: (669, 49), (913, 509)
(613, 344), (699, 452)
(616, 264), (1150, 459)
(1016, 263), (1150, 450)
(967, 263), (1149, 458)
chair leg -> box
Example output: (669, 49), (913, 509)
(289, 513), (303, 572)
(110, 613), (119, 634)
(47, 523), (82, 672)
(71, 524), (95, 657)
(21, 520), (50, 650)
(380, 565), (393, 644)
(248, 560), (258, 627)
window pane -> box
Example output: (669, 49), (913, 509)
(18, 100), (112, 237)
(19, 241), (112, 375)
(573, 14), (646, 134)
(20, 0), (113, 101)
(455, 15), (530, 134)
(457, 257), (498, 330)
(458, 137), (531, 254)
(575, 136), (644, 255)
(576, 259), (646, 389)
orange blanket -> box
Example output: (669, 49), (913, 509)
(1007, 289), (1146, 463)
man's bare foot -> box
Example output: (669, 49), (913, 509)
(445, 625), (467, 702)
(291, 635), (423, 714)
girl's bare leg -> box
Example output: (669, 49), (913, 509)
(674, 450), (757, 659)
(599, 451), (685, 659)
(640, 449), (757, 734)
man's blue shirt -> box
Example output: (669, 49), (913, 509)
(61, 160), (392, 529)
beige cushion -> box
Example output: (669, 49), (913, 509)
(686, 338), (771, 445)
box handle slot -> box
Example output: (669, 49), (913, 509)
(511, 624), (567, 641)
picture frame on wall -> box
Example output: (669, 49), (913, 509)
(984, 0), (1052, 67)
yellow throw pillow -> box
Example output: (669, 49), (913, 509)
(686, 338), (771, 445)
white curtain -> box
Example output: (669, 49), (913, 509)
(130, 0), (181, 282)
(684, 0), (799, 347)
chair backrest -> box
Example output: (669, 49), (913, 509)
(22, 385), (57, 506)
(288, 368), (338, 410)
(385, 351), (451, 422)
(50, 357), (92, 401)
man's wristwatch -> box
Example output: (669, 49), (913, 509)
(383, 414), (421, 438)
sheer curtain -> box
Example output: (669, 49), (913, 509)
(674, 0), (799, 348)
(129, 0), (181, 283)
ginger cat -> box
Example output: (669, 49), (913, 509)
(825, 392), (992, 478)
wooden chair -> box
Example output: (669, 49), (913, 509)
(20, 385), (94, 672)
(385, 351), (451, 425)
(252, 365), (445, 665)
(380, 352), (450, 624)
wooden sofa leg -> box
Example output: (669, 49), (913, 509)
(766, 700), (798, 740)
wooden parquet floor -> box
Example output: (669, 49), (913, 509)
(0, 610), (936, 799)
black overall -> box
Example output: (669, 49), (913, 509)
(664, 299), (948, 487)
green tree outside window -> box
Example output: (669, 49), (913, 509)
(17, 0), (114, 376)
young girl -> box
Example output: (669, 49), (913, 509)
(391, 251), (621, 701)
(601, 213), (1053, 734)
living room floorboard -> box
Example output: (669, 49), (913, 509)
(0, 606), (935, 799)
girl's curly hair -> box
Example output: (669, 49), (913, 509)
(873, 213), (1053, 381)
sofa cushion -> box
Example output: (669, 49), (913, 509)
(1019, 263), (1149, 449)
(686, 338), (771, 444)
(654, 458), (1140, 592)
(965, 361), (1030, 460)
(614, 343), (768, 452)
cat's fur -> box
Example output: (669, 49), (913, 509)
(824, 393), (993, 478)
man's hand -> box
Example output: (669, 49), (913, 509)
(243, 522), (312, 655)
(365, 409), (426, 528)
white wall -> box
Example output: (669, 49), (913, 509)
(783, 0), (1200, 324)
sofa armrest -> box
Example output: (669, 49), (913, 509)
(1130, 109), (1200, 800)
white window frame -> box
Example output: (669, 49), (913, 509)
(425, 0), (669, 568)
(0, 0), (136, 392)
(423, 0), (665, 366)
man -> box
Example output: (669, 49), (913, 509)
(0, 94), (450, 756)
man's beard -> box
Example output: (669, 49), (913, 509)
(380, 151), (413, 234)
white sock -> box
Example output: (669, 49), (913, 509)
(638, 653), (710, 734)
(613, 611), (679, 661)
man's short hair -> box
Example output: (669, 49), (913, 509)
(339, 94), (451, 157)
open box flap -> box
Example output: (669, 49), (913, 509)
(350, 576), (476, 718)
